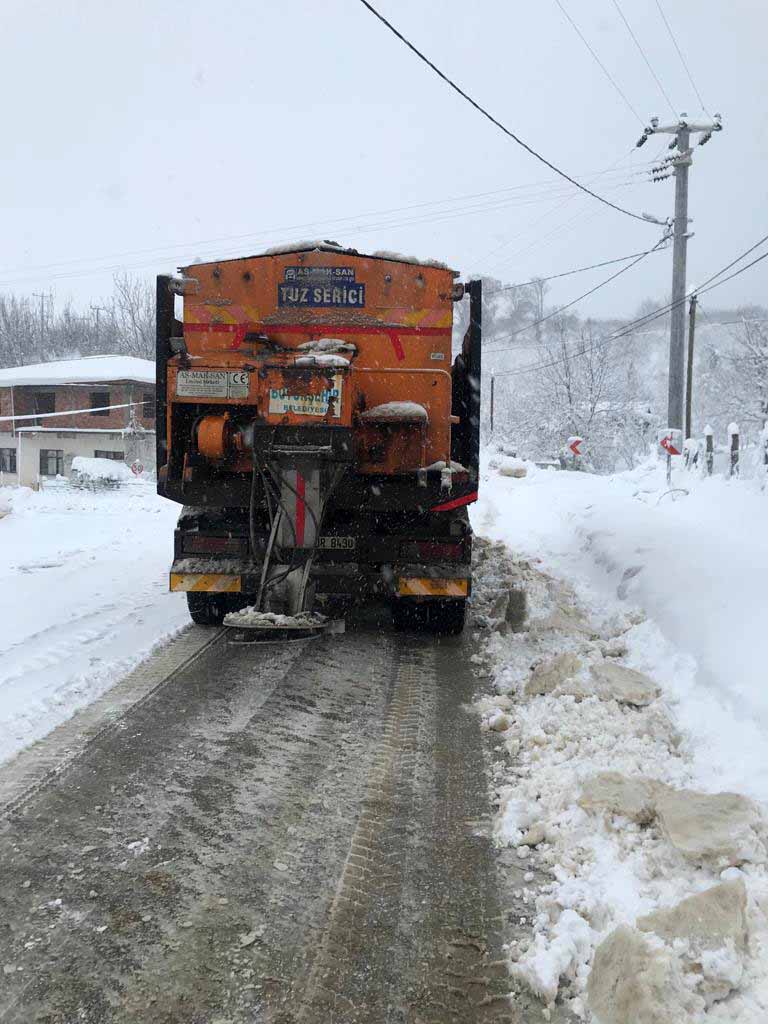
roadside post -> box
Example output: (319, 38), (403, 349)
(728, 423), (739, 478)
(658, 428), (683, 484)
(704, 425), (714, 476)
(566, 436), (583, 471)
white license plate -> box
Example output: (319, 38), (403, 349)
(317, 535), (356, 550)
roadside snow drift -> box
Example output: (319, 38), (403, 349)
(0, 481), (187, 766)
(470, 453), (768, 1022)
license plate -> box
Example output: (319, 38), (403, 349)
(317, 535), (356, 550)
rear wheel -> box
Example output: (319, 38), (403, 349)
(391, 600), (431, 632)
(429, 598), (466, 635)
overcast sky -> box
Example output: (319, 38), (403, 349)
(2, 0), (766, 323)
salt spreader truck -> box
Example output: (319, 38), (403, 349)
(156, 242), (481, 633)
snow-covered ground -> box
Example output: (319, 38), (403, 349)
(471, 452), (768, 1022)
(0, 480), (187, 766)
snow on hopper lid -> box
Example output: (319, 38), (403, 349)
(361, 401), (429, 423)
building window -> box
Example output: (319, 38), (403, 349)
(142, 392), (155, 419)
(94, 450), (124, 461)
(0, 447), (17, 473)
(90, 390), (111, 416)
(32, 391), (55, 425)
(39, 449), (64, 476)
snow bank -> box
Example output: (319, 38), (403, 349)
(0, 483), (186, 766)
(470, 454), (768, 1020)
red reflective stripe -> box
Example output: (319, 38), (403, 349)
(295, 471), (306, 546)
(430, 490), (478, 512)
(388, 331), (405, 361)
(184, 322), (450, 336)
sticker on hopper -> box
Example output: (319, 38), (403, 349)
(176, 370), (250, 399)
(269, 376), (343, 418)
(278, 266), (365, 308)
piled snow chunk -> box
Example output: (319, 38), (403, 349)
(297, 338), (357, 355)
(70, 456), (132, 490)
(524, 652), (583, 696)
(655, 788), (766, 866)
(498, 456), (529, 479)
(222, 608), (326, 630)
(512, 909), (592, 1004)
(589, 881), (750, 1021)
(360, 401), (428, 423)
(295, 354), (350, 367)
(587, 661), (661, 707)
(578, 772), (661, 826)
(588, 924), (704, 1024)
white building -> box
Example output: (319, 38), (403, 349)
(0, 355), (156, 487)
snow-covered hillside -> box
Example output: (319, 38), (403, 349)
(0, 481), (187, 765)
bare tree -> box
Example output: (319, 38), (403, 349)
(111, 272), (154, 359)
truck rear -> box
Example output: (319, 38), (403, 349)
(156, 242), (481, 632)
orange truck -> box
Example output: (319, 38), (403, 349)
(156, 241), (481, 632)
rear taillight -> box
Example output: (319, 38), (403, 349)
(183, 535), (248, 556)
(415, 541), (463, 561)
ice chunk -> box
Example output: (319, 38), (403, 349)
(578, 772), (662, 825)
(655, 788), (766, 865)
(588, 925), (703, 1024)
(525, 653), (583, 696)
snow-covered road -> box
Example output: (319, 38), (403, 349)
(0, 481), (187, 766)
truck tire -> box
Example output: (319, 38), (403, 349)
(430, 598), (466, 635)
(186, 592), (227, 626)
(391, 600), (431, 633)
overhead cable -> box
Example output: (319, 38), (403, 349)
(654, 0), (711, 115)
(357, 0), (659, 224)
(610, 0), (677, 117)
(553, 0), (645, 126)
(491, 233), (768, 377)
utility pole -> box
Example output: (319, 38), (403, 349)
(685, 293), (697, 440)
(489, 374), (495, 436)
(31, 292), (49, 348)
(637, 113), (722, 442)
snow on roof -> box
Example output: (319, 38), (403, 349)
(0, 355), (155, 388)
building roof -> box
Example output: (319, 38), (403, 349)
(0, 355), (155, 388)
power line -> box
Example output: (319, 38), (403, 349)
(654, 0), (711, 116)
(484, 235), (670, 351)
(553, 0), (644, 126)
(470, 146), (644, 268)
(0, 173), (653, 290)
(356, 0), (659, 225)
(491, 233), (768, 378)
(485, 248), (667, 296)
(0, 166), (652, 281)
(610, 0), (677, 118)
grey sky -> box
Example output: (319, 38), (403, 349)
(2, 0), (766, 320)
